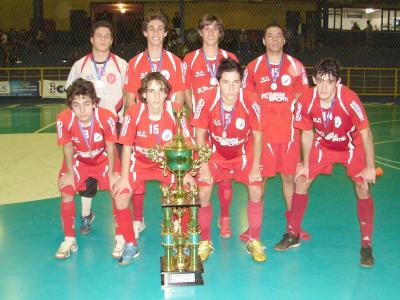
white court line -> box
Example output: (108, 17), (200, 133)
(33, 121), (56, 134)
(375, 155), (400, 164)
(7, 104), (20, 108)
(374, 139), (400, 145)
(370, 120), (399, 125)
(375, 159), (400, 171)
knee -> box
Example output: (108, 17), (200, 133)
(248, 185), (263, 202)
(114, 193), (131, 210)
(199, 187), (212, 206)
(295, 176), (310, 194)
(61, 192), (75, 202)
(355, 182), (370, 199)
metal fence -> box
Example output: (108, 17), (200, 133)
(0, 0), (400, 68)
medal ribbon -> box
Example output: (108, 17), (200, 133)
(146, 49), (164, 72)
(322, 97), (336, 131)
(220, 99), (236, 137)
(266, 54), (283, 85)
(202, 48), (219, 81)
(78, 114), (94, 150)
(91, 55), (110, 81)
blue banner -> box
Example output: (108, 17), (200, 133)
(0, 81), (40, 97)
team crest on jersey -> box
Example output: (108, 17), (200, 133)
(162, 129), (173, 141)
(107, 73), (116, 84)
(107, 117), (116, 135)
(121, 115), (131, 136)
(94, 132), (103, 142)
(194, 98), (205, 120)
(281, 74), (291, 86)
(350, 100), (365, 121)
(56, 120), (63, 139)
(334, 116), (342, 128)
(236, 118), (245, 130)
(161, 70), (171, 80)
(295, 103), (302, 121)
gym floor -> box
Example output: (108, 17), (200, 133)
(0, 101), (399, 299)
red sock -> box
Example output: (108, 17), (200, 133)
(248, 200), (264, 240)
(131, 193), (144, 222)
(112, 200), (121, 235)
(198, 205), (213, 241)
(288, 193), (308, 235)
(115, 207), (137, 245)
(217, 180), (232, 218)
(357, 197), (374, 247)
(61, 201), (76, 237)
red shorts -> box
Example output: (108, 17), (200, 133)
(59, 159), (111, 195)
(308, 145), (366, 183)
(261, 138), (300, 177)
(129, 167), (175, 193)
(197, 155), (262, 187)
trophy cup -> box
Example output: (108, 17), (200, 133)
(147, 110), (211, 288)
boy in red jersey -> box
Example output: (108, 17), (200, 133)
(123, 10), (186, 237)
(55, 78), (119, 259)
(289, 57), (375, 267)
(66, 21), (128, 236)
(113, 72), (194, 265)
(183, 15), (238, 238)
(192, 58), (266, 262)
(242, 23), (310, 245)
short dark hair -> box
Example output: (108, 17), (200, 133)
(138, 72), (171, 103)
(143, 10), (169, 32)
(66, 78), (99, 107)
(91, 20), (114, 37)
(197, 15), (224, 40)
(216, 58), (243, 81)
(313, 57), (341, 81)
(264, 22), (285, 37)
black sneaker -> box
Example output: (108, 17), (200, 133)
(79, 212), (95, 235)
(274, 233), (300, 251)
(360, 245), (374, 267)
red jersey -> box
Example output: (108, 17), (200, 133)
(294, 85), (369, 151)
(191, 87), (261, 160)
(56, 107), (118, 165)
(243, 53), (309, 143)
(119, 101), (194, 170)
(183, 48), (238, 110)
(124, 50), (185, 101)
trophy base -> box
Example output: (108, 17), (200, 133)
(160, 258), (204, 288)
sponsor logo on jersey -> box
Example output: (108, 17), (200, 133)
(334, 116), (342, 128)
(107, 73), (116, 84)
(71, 137), (80, 143)
(281, 74), (291, 86)
(260, 76), (270, 83)
(57, 120), (63, 139)
(135, 145), (148, 155)
(137, 130), (147, 138)
(194, 98), (205, 120)
(195, 71), (206, 77)
(313, 117), (322, 123)
(197, 86), (212, 94)
(350, 100), (365, 121)
(236, 118), (245, 130)
(323, 131), (346, 142)
(140, 72), (148, 79)
(261, 92), (288, 102)
(211, 132), (245, 147)
(85, 75), (95, 81)
(162, 129), (173, 141)
(121, 115), (131, 136)
(161, 70), (171, 80)
(213, 119), (222, 126)
(94, 132), (103, 142)
(76, 147), (104, 158)
(295, 103), (302, 121)
(107, 117), (116, 135)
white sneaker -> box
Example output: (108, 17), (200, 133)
(55, 237), (78, 259)
(112, 235), (125, 258)
(133, 219), (146, 239)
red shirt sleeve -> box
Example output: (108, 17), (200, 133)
(123, 57), (139, 94)
(118, 104), (139, 145)
(56, 110), (72, 145)
(190, 95), (210, 129)
(293, 62), (309, 96)
(171, 56), (185, 93)
(246, 91), (262, 131)
(100, 108), (119, 143)
(294, 95), (313, 131)
(243, 63), (256, 93)
(347, 91), (369, 131)
(183, 54), (192, 90)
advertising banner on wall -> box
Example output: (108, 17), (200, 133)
(0, 81), (40, 97)
(42, 80), (67, 98)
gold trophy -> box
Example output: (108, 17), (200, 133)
(147, 110), (210, 287)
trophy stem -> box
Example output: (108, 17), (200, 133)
(161, 207), (175, 272)
(187, 206), (201, 272)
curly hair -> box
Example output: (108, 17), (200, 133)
(65, 78), (99, 107)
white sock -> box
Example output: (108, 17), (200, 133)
(81, 197), (92, 217)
